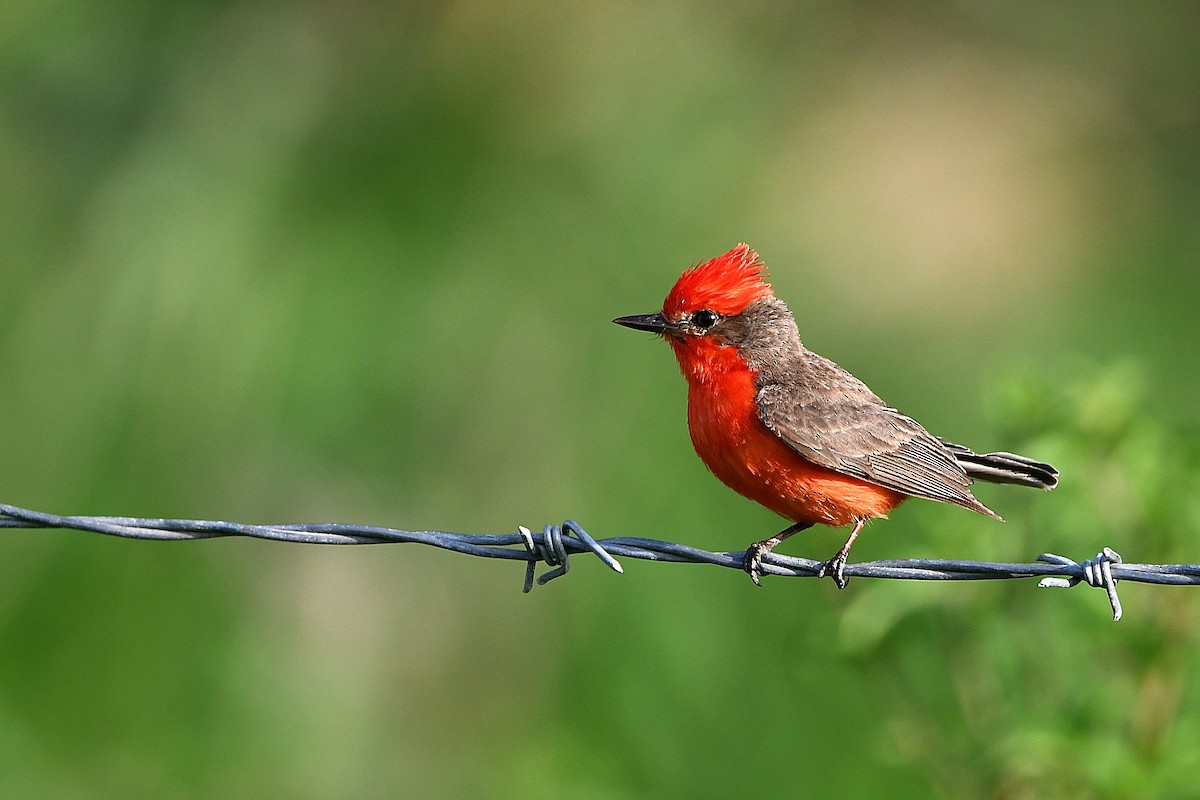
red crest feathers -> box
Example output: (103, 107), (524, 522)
(663, 244), (773, 318)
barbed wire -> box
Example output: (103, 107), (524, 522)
(3, 501), (1198, 620)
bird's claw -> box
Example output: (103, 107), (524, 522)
(817, 550), (850, 589)
(743, 523), (817, 587)
(743, 542), (768, 587)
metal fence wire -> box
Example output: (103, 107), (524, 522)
(4, 501), (1199, 621)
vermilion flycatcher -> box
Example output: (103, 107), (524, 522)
(614, 244), (1058, 588)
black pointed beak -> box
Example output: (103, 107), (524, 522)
(613, 312), (671, 334)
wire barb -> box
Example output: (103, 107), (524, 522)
(1037, 548), (1125, 621)
(2, 502), (1197, 618)
(518, 521), (624, 592)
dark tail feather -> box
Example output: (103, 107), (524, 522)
(939, 439), (1059, 490)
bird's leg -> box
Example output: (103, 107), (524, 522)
(744, 521), (813, 586)
(817, 519), (865, 589)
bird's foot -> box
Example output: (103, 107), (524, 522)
(743, 540), (774, 587)
(817, 549), (850, 589)
(817, 520), (864, 589)
(742, 522), (814, 587)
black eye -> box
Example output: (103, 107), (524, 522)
(692, 309), (720, 329)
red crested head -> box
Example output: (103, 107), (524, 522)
(662, 243), (773, 319)
(613, 243), (784, 386)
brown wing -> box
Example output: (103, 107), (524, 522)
(755, 351), (999, 518)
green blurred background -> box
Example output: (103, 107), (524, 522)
(2, 2), (1199, 797)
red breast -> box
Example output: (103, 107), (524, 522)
(673, 334), (905, 526)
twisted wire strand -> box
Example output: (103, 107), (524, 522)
(3, 502), (1197, 619)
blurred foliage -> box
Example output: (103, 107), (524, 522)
(841, 366), (1200, 799)
(1, 1), (1199, 798)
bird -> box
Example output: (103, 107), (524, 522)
(613, 243), (1058, 588)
